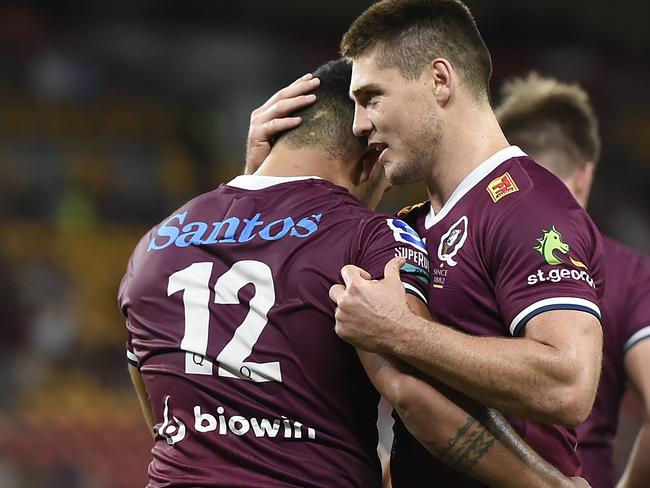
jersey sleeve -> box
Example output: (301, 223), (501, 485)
(623, 254), (650, 353)
(486, 194), (604, 336)
(126, 328), (140, 368)
(118, 254), (140, 367)
(356, 215), (429, 305)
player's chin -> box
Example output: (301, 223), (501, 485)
(383, 159), (418, 186)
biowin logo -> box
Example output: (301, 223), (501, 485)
(159, 395), (187, 445)
(528, 226), (595, 288)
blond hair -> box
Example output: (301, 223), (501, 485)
(496, 72), (600, 176)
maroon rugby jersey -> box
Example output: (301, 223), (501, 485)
(392, 146), (604, 487)
(577, 236), (650, 488)
(118, 175), (429, 488)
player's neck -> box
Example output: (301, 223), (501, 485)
(426, 108), (509, 213)
(254, 145), (352, 189)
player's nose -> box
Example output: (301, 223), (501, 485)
(352, 105), (372, 138)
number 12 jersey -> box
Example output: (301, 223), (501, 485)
(118, 175), (429, 488)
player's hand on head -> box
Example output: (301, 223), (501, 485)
(245, 73), (320, 174)
(329, 257), (409, 353)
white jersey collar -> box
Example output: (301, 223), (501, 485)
(424, 146), (526, 229)
(227, 175), (322, 190)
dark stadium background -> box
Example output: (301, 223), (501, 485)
(0, 1), (648, 486)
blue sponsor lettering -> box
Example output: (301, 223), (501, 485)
(148, 212), (187, 251)
(203, 218), (240, 244)
(239, 214), (264, 243)
(259, 217), (294, 240)
(148, 213), (323, 251)
(176, 221), (209, 247)
(291, 214), (322, 238)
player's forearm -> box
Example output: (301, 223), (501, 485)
(424, 410), (579, 488)
(617, 420), (650, 488)
(387, 313), (593, 426)
(359, 352), (577, 487)
(128, 364), (156, 438)
(388, 370), (576, 487)
(619, 340), (650, 487)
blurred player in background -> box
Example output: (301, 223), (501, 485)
(496, 72), (650, 488)
(120, 59), (585, 488)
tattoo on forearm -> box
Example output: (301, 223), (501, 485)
(440, 416), (497, 472)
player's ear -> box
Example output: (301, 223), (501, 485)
(428, 58), (454, 107)
(355, 149), (379, 185)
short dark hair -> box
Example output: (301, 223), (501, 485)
(496, 72), (601, 174)
(275, 59), (364, 161)
(340, 0), (492, 99)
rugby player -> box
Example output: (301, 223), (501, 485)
(328, 2), (605, 485)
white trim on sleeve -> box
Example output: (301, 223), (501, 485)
(623, 325), (650, 353)
(509, 297), (601, 336)
(403, 282), (427, 304)
(126, 349), (139, 365)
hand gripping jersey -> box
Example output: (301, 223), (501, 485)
(577, 236), (650, 488)
(392, 146), (604, 487)
(118, 175), (429, 488)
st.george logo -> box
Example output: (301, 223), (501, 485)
(534, 226), (569, 265)
(528, 226), (593, 287)
(438, 216), (468, 267)
(534, 226), (588, 268)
